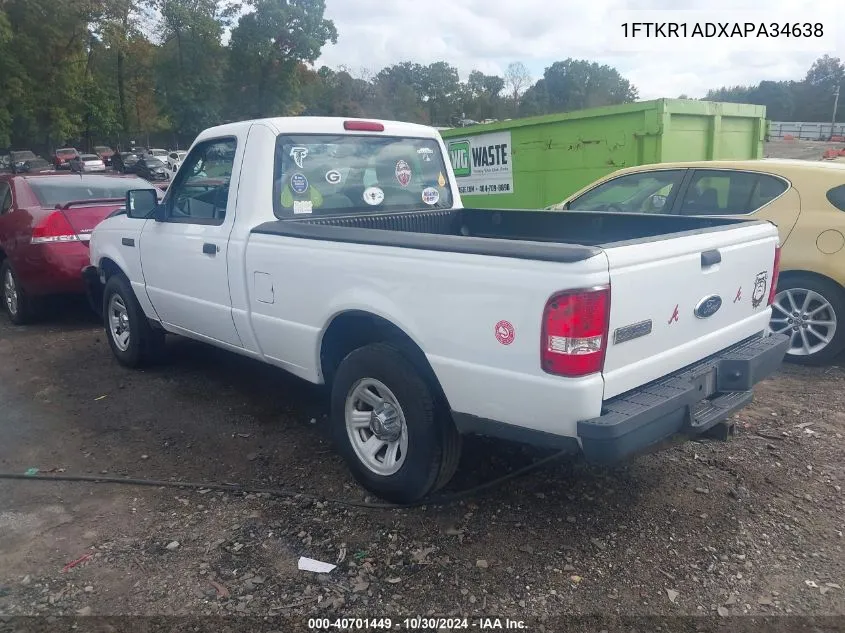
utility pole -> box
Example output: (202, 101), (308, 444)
(832, 85), (840, 140)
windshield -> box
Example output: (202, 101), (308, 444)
(273, 134), (453, 218)
(81, 154), (100, 161)
(27, 175), (152, 207)
(94, 146), (111, 153)
(12, 151), (37, 161)
(144, 158), (165, 167)
(56, 149), (76, 157)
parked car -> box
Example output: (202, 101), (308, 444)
(148, 148), (168, 158)
(112, 152), (140, 173)
(70, 153), (107, 173)
(3, 150), (52, 174)
(134, 156), (169, 181)
(547, 159), (845, 365)
(94, 145), (115, 166)
(0, 173), (157, 324)
(84, 117), (788, 502)
(166, 150), (187, 177)
(53, 148), (79, 170)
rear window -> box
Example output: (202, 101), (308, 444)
(27, 176), (153, 207)
(56, 149), (76, 156)
(272, 134), (453, 218)
(827, 184), (845, 212)
(144, 157), (165, 166)
(80, 154), (99, 161)
(11, 151), (37, 161)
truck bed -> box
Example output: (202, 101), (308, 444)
(252, 208), (764, 262)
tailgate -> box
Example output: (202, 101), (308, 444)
(602, 221), (779, 399)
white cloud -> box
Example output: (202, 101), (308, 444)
(314, 0), (844, 99)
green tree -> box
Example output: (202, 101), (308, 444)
(225, 0), (337, 119)
(521, 59), (637, 116)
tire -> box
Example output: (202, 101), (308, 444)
(1, 260), (33, 325)
(102, 274), (165, 368)
(769, 274), (845, 365)
(330, 343), (461, 504)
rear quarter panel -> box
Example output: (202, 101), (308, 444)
(244, 234), (610, 437)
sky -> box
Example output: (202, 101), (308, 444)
(313, 0), (844, 99)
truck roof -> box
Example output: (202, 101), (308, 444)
(195, 117), (441, 144)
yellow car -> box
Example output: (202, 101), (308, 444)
(547, 159), (845, 364)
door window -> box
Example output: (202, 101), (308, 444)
(678, 170), (788, 215)
(567, 170), (686, 214)
(0, 183), (11, 214)
(165, 138), (237, 225)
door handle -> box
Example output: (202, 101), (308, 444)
(701, 249), (721, 268)
(202, 243), (218, 255)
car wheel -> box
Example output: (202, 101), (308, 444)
(103, 274), (165, 368)
(330, 343), (461, 504)
(1, 260), (33, 325)
(769, 274), (845, 365)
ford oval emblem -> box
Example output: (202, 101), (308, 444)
(694, 295), (722, 319)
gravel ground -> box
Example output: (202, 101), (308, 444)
(0, 300), (844, 632)
(765, 139), (844, 161)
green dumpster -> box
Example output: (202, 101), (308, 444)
(440, 98), (766, 209)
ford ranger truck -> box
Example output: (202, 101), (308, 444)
(83, 117), (790, 503)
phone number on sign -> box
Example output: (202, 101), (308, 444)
(308, 617), (473, 630)
(621, 22), (824, 38)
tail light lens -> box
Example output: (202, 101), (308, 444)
(541, 287), (610, 377)
(31, 211), (80, 244)
(767, 245), (781, 306)
(343, 120), (385, 132)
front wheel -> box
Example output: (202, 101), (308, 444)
(769, 275), (845, 365)
(330, 343), (461, 504)
(103, 274), (165, 368)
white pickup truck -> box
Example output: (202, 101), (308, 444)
(83, 116), (790, 502)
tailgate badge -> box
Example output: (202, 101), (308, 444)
(751, 272), (768, 308)
(694, 295), (722, 319)
(613, 319), (652, 345)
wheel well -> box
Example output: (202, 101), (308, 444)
(99, 257), (124, 281)
(320, 311), (450, 407)
(778, 269), (845, 294)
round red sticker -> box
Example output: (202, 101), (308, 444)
(495, 320), (515, 345)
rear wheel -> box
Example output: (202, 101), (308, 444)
(769, 274), (845, 365)
(1, 260), (33, 325)
(330, 343), (461, 503)
(103, 274), (165, 368)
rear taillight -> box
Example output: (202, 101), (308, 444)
(343, 120), (384, 132)
(541, 287), (610, 377)
(768, 245), (781, 306)
(31, 211), (79, 244)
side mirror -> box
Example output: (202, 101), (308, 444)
(126, 188), (159, 220)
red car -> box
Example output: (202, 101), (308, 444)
(0, 173), (156, 324)
(53, 148), (79, 170)
(94, 145), (115, 166)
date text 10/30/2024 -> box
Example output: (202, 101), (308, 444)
(307, 617), (528, 630)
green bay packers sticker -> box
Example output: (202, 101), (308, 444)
(325, 169), (342, 185)
(422, 187), (439, 205)
(363, 186), (385, 206)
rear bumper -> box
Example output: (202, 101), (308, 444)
(451, 332), (789, 461)
(14, 243), (91, 296)
(577, 332), (790, 463)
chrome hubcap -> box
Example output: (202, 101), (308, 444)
(769, 288), (837, 356)
(108, 294), (131, 352)
(3, 269), (17, 316)
(345, 378), (408, 476)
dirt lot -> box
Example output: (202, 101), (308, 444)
(0, 301), (844, 631)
